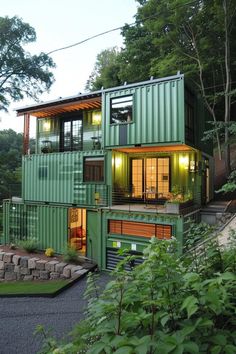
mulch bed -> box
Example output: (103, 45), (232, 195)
(0, 245), (64, 263)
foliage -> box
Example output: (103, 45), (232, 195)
(63, 245), (80, 264)
(217, 169), (236, 193)
(184, 221), (215, 251)
(45, 248), (55, 257)
(0, 16), (55, 112)
(40, 237), (236, 353)
(85, 47), (122, 91)
(17, 237), (39, 253)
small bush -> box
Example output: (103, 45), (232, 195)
(17, 237), (39, 253)
(45, 248), (55, 257)
(63, 245), (79, 264)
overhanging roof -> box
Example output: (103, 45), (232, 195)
(16, 92), (102, 118)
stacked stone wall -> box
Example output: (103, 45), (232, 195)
(0, 251), (88, 281)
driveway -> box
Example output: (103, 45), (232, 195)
(0, 272), (110, 354)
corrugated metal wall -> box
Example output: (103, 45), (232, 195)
(22, 150), (111, 206)
(3, 201), (68, 253)
(103, 77), (185, 148)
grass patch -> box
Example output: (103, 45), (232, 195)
(0, 280), (69, 295)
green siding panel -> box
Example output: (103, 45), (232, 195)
(22, 150), (111, 206)
(86, 210), (102, 267)
(104, 77), (185, 148)
(3, 201), (68, 254)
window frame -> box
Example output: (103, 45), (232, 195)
(60, 114), (83, 152)
(83, 156), (105, 183)
(110, 94), (134, 125)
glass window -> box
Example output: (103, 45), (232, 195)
(111, 95), (133, 124)
(61, 117), (82, 152)
(84, 157), (104, 182)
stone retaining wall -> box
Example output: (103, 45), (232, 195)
(0, 250), (88, 281)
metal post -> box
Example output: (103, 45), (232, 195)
(23, 113), (30, 155)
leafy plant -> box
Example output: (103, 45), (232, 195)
(63, 245), (80, 264)
(216, 169), (236, 194)
(45, 248), (54, 257)
(39, 237), (236, 353)
(17, 237), (39, 253)
(184, 221), (215, 251)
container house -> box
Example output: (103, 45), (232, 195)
(3, 74), (213, 269)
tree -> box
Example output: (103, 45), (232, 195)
(85, 47), (122, 91)
(38, 237), (236, 353)
(0, 16), (55, 112)
(119, 0), (236, 176)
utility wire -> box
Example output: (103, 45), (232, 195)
(46, 0), (198, 56)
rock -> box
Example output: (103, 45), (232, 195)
(0, 270), (4, 279)
(62, 265), (74, 278)
(71, 265), (83, 275)
(28, 258), (40, 269)
(23, 275), (34, 281)
(45, 260), (59, 272)
(36, 260), (48, 270)
(72, 269), (88, 278)
(32, 270), (40, 277)
(39, 271), (49, 280)
(20, 267), (31, 275)
(5, 263), (14, 272)
(0, 252), (5, 261)
(12, 255), (21, 265)
(20, 257), (30, 268)
(14, 265), (20, 273)
(50, 272), (60, 280)
(3, 253), (14, 263)
(55, 262), (67, 273)
(5, 272), (17, 281)
(16, 273), (24, 280)
(0, 261), (4, 270)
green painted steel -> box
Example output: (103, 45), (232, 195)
(86, 210), (102, 267)
(22, 150), (112, 206)
(100, 209), (184, 270)
(38, 205), (68, 253)
(103, 77), (185, 148)
(3, 201), (68, 253)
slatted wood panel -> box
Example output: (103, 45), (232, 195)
(109, 220), (172, 239)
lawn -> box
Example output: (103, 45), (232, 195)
(0, 280), (70, 296)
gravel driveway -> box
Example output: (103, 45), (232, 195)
(0, 272), (110, 354)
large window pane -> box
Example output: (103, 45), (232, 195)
(111, 95), (133, 124)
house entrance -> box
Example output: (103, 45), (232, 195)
(68, 208), (86, 254)
(131, 157), (170, 200)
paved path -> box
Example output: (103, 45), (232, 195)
(0, 272), (110, 354)
(218, 214), (236, 246)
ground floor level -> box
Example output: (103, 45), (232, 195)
(3, 200), (200, 270)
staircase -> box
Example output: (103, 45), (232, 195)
(201, 200), (232, 225)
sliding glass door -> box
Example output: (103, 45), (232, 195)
(131, 157), (170, 200)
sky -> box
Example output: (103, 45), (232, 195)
(0, 0), (138, 133)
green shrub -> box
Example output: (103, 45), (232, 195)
(17, 237), (39, 253)
(63, 245), (79, 264)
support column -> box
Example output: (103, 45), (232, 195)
(23, 113), (30, 155)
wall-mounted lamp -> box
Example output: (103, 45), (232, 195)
(92, 111), (102, 125)
(179, 155), (189, 170)
(115, 157), (122, 168)
(42, 121), (51, 132)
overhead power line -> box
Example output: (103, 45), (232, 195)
(46, 0), (198, 56)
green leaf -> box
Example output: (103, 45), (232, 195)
(113, 346), (134, 354)
(183, 342), (199, 354)
(225, 344), (236, 354)
(211, 345), (221, 354)
(180, 296), (199, 318)
(211, 335), (227, 346)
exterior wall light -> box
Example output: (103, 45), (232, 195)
(115, 157), (122, 168)
(92, 111), (102, 125)
(42, 121), (51, 132)
(189, 160), (196, 173)
(179, 155), (189, 169)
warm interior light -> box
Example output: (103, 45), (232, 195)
(179, 155), (189, 169)
(43, 121), (51, 132)
(115, 157), (122, 168)
(189, 160), (196, 172)
(92, 111), (102, 125)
